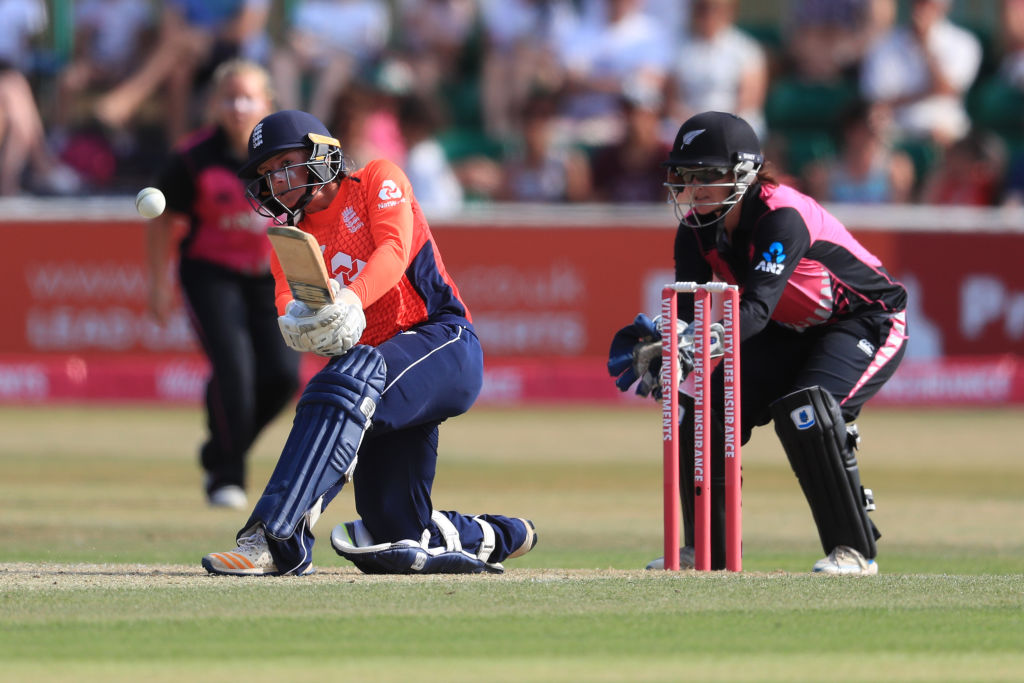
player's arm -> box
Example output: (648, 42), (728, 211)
(269, 249), (294, 315)
(739, 207), (811, 340)
(146, 158), (191, 324)
(145, 211), (186, 324)
(344, 159), (416, 308)
(673, 224), (715, 321)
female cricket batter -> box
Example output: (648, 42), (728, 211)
(202, 109), (536, 575)
(611, 111), (907, 574)
(147, 60), (299, 509)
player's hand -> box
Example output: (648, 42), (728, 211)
(278, 300), (321, 353)
(608, 313), (666, 399)
(608, 315), (725, 401)
(676, 321), (725, 378)
(277, 284), (365, 355)
(308, 284), (366, 356)
(147, 279), (174, 326)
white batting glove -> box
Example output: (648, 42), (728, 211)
(277, 280), (366, 356)
(308, 285), (366, 357)
(278, 300), (320, 353)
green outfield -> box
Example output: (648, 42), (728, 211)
(1, 404), (1022, 681)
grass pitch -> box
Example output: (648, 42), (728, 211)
(1, 404), (1022, 681)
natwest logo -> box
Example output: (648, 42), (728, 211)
(378, 179), (403, 201)
(330, 251), (367, 285)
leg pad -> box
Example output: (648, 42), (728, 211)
(330, 512), (504, 574)
(770, 386), (880, 559)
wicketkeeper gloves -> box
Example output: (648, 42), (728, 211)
(607, 313), (724, 400)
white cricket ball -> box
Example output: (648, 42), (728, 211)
(135, 187), (166, 219)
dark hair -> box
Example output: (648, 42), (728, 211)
(756, 163), (780, 187)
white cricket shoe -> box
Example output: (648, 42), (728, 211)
(201, 526), (313, 576)
(812, 545), (878, 575)
(208, 484), (247, 509)
(645, 546), (696, 570)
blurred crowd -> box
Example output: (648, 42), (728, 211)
(4, 0), (1024, 211)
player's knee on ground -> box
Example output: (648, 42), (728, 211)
(330, 512), (505, 574)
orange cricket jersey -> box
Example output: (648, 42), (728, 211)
(269, 159), (471, 346)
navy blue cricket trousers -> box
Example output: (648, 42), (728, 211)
(351, 320), (525, 558)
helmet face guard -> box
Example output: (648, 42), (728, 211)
(238, 111), (345, 225)
(664, 157), (761, 228)
(244, 135), (344, 225)
(662, 111), (763, 229)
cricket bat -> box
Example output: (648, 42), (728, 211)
(266, 226), (335, 307)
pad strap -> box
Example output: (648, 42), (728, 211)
(472, 516), (497, 562)
(331, 517), (504, 575)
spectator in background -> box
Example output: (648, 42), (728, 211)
(52, 0), (154, 134)
(397, 91), (464, 218)
(146, 60), (299, 509)
(94, 0), (271, 145)
(664, 0), (768, 141)
(0, 0), (46, 74)
(391, 0), (477, 99)
(328, 81), (406, 167)
(920, 130), (1006, 206)
(557, 0), (671, 146)
(998, 0), (1024, 88)
(859, 0), (981, 148)
(782, 0), (895, 83)
(397, 91), (466, 219)
(0, 0), (81, 195)
(589, 82), (672, 202)
(1000, 150), (1024, 205)
(499, 91), (592, 202)
(0, 69), (82, 195)
(580, 0), (690, 37)
(803, 99), (915, 203)
(478, 0), (578, 139)
(270, 0), (390, 125)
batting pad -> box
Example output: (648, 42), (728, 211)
(250, 345), (386, 541)
(330, 514), (504, 575)
(770, 386), (879, 559)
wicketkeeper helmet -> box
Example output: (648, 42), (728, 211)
(663, 111), (764, 228)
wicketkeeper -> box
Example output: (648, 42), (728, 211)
(202, 110), (536, 576)
(609, 111), (908, 574)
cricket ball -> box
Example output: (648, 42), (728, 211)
(135, 187), (166, 219)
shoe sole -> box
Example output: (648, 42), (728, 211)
(812, 561), (878, 576)
(201, 555), (315, 577)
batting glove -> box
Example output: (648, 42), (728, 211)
(278, 281), (366, 355)
(308, 285), (366, 357)
(278, 299), (324, 353)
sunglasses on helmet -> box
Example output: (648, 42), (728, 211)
(668, 167), (732, 184)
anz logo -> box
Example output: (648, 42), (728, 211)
(754, 241), (787, 275)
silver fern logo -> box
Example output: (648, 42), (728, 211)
(681, 129), (706, 147)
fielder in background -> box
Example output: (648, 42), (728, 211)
(146, 60), (300, 509)
(610, 111), (907, 575)
(201, 109), (536, 576)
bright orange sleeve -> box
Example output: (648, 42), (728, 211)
(345, 159), (414, 307)
(269, 248), (292, 315)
